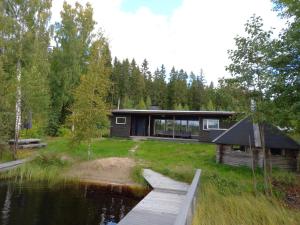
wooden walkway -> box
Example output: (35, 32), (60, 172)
(0, 158), (31, 172)
(118, 169), (195, 225)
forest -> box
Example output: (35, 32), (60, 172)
(0, 0), (299, 140)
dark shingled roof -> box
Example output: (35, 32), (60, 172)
(213, 117), (300, 150)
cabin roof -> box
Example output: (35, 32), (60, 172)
(111, 109), (235, 116)
(213, 117), (300, 150)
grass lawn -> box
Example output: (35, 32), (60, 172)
(1, 137), (299, 224)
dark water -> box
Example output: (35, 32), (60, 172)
(0, 181), (142, 225)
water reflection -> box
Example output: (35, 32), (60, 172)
(0, 182), (141, 225)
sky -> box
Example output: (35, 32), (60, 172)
(51, 0), (287, 85)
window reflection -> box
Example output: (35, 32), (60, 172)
(188, 120), (199, 135)
(154, 119), (199, 137)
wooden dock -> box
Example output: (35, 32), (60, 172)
(118, 169), (201, 225)
(0, 158), (31, 172)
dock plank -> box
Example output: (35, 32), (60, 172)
(143, 169), (189, 194)
(118, 169), (190, 225)
(0, 158), (31, 172)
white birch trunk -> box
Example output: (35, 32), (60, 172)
(14, 59), (22, 157)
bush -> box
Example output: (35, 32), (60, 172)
(20, 123), (45, 138)
(57, 127), (72, 137)
(34, 153), (69, 167)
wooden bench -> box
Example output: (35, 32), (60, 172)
(8, 139), (47, 149)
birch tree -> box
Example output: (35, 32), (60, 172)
(70, 36), (111, 158)
(1, 0), (51, 157)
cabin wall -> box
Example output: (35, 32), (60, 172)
(216, 145), (259, 168)
(268, 149), (299, 171)
(110, 113), (235, 142)
(110, 114), (131, 138)
(216, 145), (299, 171)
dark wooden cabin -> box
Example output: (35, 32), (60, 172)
(110, 109), (235, 142)
(213, 117), (300, 171)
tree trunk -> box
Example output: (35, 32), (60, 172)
(87, 141), (91, 160)
(259, 125), (269, 194)
(13, 59), (22, 160)
(249, 135), (257, 194)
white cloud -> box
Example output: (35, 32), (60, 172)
(51, 0), (286, 84)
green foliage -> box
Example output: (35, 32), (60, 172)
(57, 127), (72, 138)
(136, 98), (146, 109)
(48, 2), (96, 135)
(206, 99), (215, 111)
(20, 123), (45, 139)
(145, 96), (152, 109)
(1, 0), (51, 143)
(70, 37), (111, 149)
(123, 95), (134, 109)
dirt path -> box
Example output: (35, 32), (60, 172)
(129, 143), (139, 153)
(65, 157), (137, 185)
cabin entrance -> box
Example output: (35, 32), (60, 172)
(131, 116), (148, 136)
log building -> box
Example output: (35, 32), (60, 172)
(213, 117), (300, 171)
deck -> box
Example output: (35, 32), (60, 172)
(130, 136), (199, 143)
(118, 169), (201, 225)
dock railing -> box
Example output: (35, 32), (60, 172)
(173, 169), (201, 225)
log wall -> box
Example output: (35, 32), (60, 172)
(216, 145), (299, 171)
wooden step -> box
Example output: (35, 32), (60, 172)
(18, 143), (47, 149)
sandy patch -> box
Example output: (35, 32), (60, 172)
(65, 157), (137, 185)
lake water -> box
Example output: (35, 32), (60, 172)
(0, 181), (142, 225)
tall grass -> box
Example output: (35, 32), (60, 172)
(0, 153), (73, 184)
(193, 183), (300, 225)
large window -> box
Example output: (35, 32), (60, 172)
(154, 119), (165, 133)
(203, 119), (219, 130)
(166, 120), (173, 132)
(181, 120), (188, 133)
(188, 120), (199, 135)
(154, 119), (199, 137)
(116, 117), (126, 125)
(174, 120), (181, 133)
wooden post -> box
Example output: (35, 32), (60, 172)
(173, 116), (175, 138)
(148, 115), (151, 137)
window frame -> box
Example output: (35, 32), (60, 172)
(203, 119), (220, 130)
(116, 117), (126, 125)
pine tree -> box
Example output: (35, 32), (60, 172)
(188, 71), (206, 110)
(129, 59), (145, 105)
(152, 65), (167, 109)
(141, 59), (153, 100)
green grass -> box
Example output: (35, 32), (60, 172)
(0, 137), (136, 183)
(194, 183), (300, 225)
(134, 140), (300, 225)
(44, 137), (135, 160)
(1, 137), (299, 224)
(135, 140), (260, 193)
